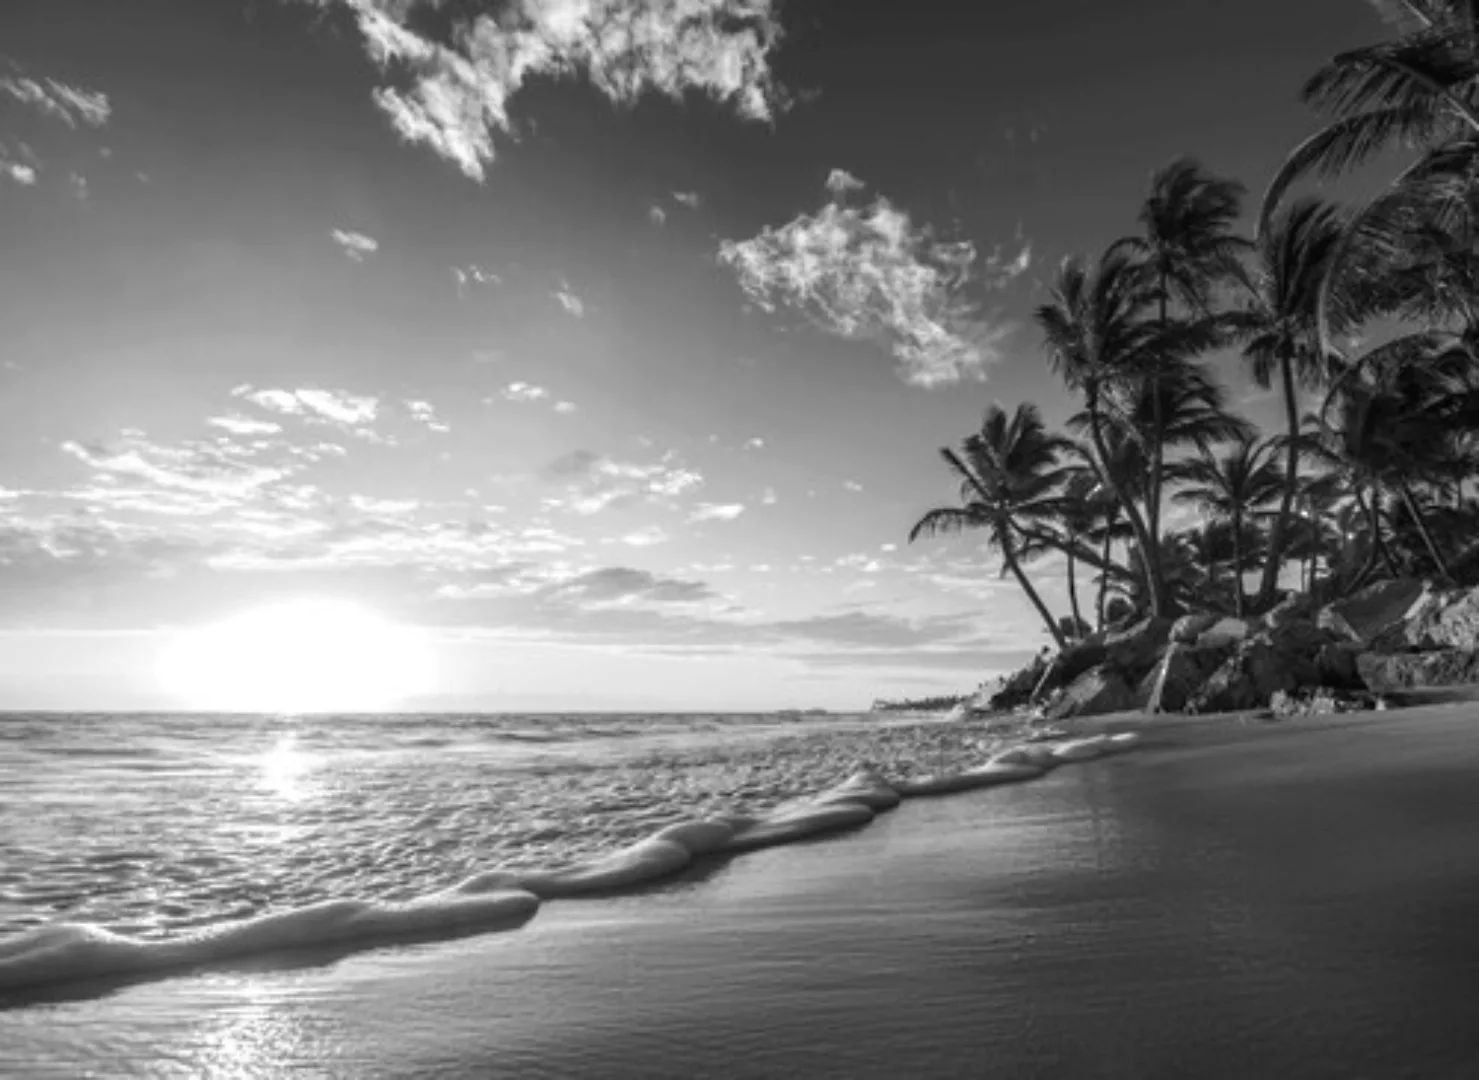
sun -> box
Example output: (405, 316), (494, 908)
(155, 598), (436, 713)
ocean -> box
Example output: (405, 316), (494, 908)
(0, 709), (1035, 996)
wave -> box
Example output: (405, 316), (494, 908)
(0, 732), (1139, 998)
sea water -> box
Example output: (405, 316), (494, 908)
(0, 710), (1132, 996)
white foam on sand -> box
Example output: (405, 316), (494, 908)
(0, 730), (1141, 996)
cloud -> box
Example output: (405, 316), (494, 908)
(672, 190), (701, 209)
(502, 381), (550, 403)
(453, 264), (500, 295)
(0, 74), (111, 127)
(620, 525), (669, 547)
(545, 567), (716, 606)
(406, 399), (450, 432)
(553, 281), (585, 318)
(206, 414), (284, 437)
(689, 502), (745, 522)
(331, 228), (379, 261)
(542, 449), (703, 514)
(553, 400), (578, 415)
(1, 162), (36, 186)
(760, 486), (777, 506)
(325, 0), (787, 181)
(649, 204), (667, 226)
(843, 480), (864, 493)
(60, 430), (291, 501)
(824, 167), (864, 195)
(744, 437), (765, 450)
(233, 385), (381, 430)
(718, 173), (1029, 386)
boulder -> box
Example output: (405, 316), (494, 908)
(1318, 578), (1426, 647)
(1356, 649), (1479, 693)
(1170, 612), (1220, 645)
(1196, 617), (1253, 650)
(1188, 640), (1321, 714)
(1264, 618), (1340, 656)
(1313, 641), (1365, 691)
(1401, 586), (1479, 651)
(1260, 592), (1319, 631)
(1145, 642), (1236, 713)
(1102, 616), (1174, 681)
(1044, 665), (1134, 721)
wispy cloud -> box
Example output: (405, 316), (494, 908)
(543, 449), (703, 515)
(553, 280), (585, 318)
(842, 480), (864, 493)
(744, 437), (765, 450)
(649, 204), (667, 226)
(406, 399), (450, 432)
(719, 172), (1029, 387)
(60, 430), (290, 500)
(230, 386), (386, 443)
(502, 381), (550, 403)
(452, 264), (500, 295)
(760, 486), (777, 506)
(327, 0), (787, 182)
(554, 400), (579, 415)
(673, 190), (702, 209)
(330, 228), (379, 261)
(0, 74), (111, 128)
(620, 525), (670, 547)
(689, 502), (746, 523)
(206, 414), (284, 437)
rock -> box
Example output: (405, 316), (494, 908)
(1196, 617), (1253, 650)
(1403, 586), (1479, 651)
(1313, 641), (1364, 690)
(1188, 640), (1320, 714)
(1356, 649), (1479, 693)
(1145, 642), (1236, 713)
(1319, 578), (1426, 647)
(1170, 612), (1220, 645)
(1261, 592), (1318, 630)
(1102, 616), (1174, 681)
(1264, 618), (1340, 655)
(1044, 665), (1134, 721)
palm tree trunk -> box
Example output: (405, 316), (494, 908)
(1065, 548), (1085, 640)
(1398, 482), (1451, 579)
(1256, 347), (1301, 610)
(1001, 528), (1066, 648)
(1231, 507), (1246, 617)
(1096, 527), (1113, 631)
(1086, 386), (1167, 616)
(1357, 486), (1400, 578)
(1147, 287), (1169, 582)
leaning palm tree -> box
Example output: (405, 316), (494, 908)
(1228, 198), (1346, 610)
(1169, 434), (1286, 616)
(908, 403), (1071, 647)
(1111, 158), (1250, 543)
(1036, 250), (1172, 615)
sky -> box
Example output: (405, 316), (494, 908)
(0, 0), (1386, 712)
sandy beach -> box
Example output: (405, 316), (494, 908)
(5, 704), (1479, 1078)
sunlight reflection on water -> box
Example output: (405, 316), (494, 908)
(259, 735), (314, 803)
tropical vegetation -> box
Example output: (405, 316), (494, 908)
(909, 0), (1479, 642)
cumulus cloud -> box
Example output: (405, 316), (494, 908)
(453, 264), (501, 295)
(0, 74), (111, 127)
(672, 190), (701, 209)
(553, 400), (578, 415)
(621, 525), (669, 547)
(744, 437), (765, 450)
(324, 0), (787, 181)
(553, 280), (585, 317)
(543, 448), (703, 514)
(2, 161), (36, 186)
(760, 486), (777, 506)
(718, 173), (1029, 387)
(824, 167), (863, 195)
(331, 228), (380, 261)
(689, 502), (745, 522)
(206, 414), (284, 437)
(649, 204), (667, 226)
(843, 480), (864, 492)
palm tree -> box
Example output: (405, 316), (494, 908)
(1036, 250), (1172, 616)
(908, 403), (1071, 647)
(1170, 435), (1285, 616)
(1228, 198), (1346, 610)
(1111, 158), (1250, 545)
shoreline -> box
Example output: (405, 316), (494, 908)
(5, 700), (1479, 1077)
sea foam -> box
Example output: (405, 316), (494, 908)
(0, 730), (1140, 996)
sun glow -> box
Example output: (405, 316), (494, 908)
(155, 599), (435, 713)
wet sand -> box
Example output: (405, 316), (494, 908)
(6, 705), (1479, 1078)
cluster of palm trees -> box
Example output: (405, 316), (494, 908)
(910, 1), (1479, 649)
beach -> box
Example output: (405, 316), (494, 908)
(5, 704), (1479, 1077)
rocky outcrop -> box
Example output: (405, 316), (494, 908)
(1170, 612), (1219, 645)
(1356, 649), (1479, 693)
(1319, 578), (1425, 646)
(1196, 617), (1253, 650)
(1144, 642), (1236, 713)
(1044, 666), (1133, 721)
(1188, 638), (1322, 714)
